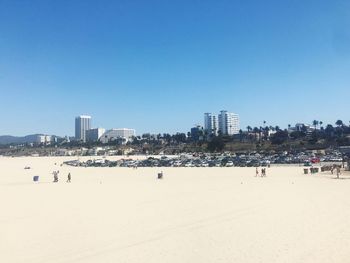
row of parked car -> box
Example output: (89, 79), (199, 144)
(63, 151), (344, 168)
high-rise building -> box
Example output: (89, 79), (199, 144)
(218, 110), (239, 135)
(86, 128), (105, 142)
(204, 113), (218, 135)
(75, 115), (91, 142)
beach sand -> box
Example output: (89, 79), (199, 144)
(1, 157), (350, 263)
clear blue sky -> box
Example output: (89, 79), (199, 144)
(0, 0), (349, 136)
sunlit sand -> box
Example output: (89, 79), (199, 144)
(1, 157), (350, 263)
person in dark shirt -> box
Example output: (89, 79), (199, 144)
(67, 172), (71, 183)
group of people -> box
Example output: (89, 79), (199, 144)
(52, 170), (71, 183)
(255, 167), (267, 177)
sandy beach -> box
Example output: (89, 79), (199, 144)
(1, 156), (350, 263)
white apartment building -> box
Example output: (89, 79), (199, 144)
(218, 110), (240, 135)
(86, 128), (105, 142)
(100, 128), (136, 144)
(75, 115), (91, 142)
(204, 113), (218, 135)
(36, 135), (52, 144)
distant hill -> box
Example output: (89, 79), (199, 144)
(0, 134), (44, 145)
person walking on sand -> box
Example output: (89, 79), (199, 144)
(67, 172), (71, 183)
(53, 171), (58, 182)
(261, 168), (266, 177)
(255, 167), (259, 177)
(336, 166), (341, 179)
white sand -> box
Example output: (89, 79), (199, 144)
(1, 157), (350, 263)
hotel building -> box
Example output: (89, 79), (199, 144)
(218, 110), (240, 135)
(75, 115), (91, 142)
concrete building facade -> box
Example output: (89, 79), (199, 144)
(75, 115), (92, 142)
(36, 135), (52, 144)
(100, 128), (136, 144)
(204, 113), (218, 135)
(218, 110), (240, 135)
(86, 128), (105, 142)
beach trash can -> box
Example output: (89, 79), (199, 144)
(33, 176), (39, 182)
(304, 168), (309, 174)
(157, 172), (163, 179)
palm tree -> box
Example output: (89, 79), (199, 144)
(312, 120), (319, 140)
(246, 126), (252, 142)
(264, 126), (270, 140)
(325, 124), (334, 139)
(336, 120), (343, 127)
(335, 120), (344, 139)
(218, 130), (222, 137)
(203, 130), (208, 141)
(253, 127), (260, 141)
(259, 126), (264, 142)
(239, 129), (243, 142)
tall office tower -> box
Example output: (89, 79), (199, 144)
(75, 115), (91, 142)
(218, 110), (240, 135)
(204, 113), (218, 135)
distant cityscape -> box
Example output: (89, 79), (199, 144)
(0, 110), (240, 145)
(74, 115), (136, 144)
(74, 110), (241, 145)
(0, 112), (349, 151)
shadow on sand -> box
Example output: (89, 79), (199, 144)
(330, 176), (350, 180)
